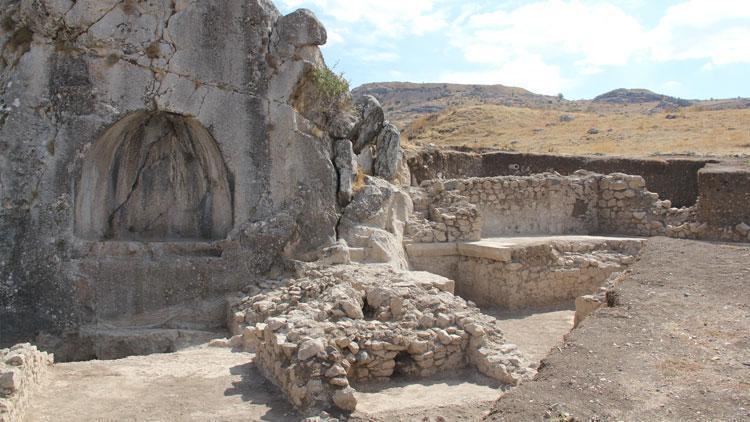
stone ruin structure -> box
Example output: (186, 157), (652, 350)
(0, 344), (52, 421)
(2, 0), (750, 418)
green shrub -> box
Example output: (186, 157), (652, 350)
(310, 66), (349, 105)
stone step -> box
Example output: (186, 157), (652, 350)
(406, 235), (646, 263)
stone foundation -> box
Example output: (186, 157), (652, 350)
(407, 149), (712, 208)
(0, 344), (53, 422)
(408, 237), (644, 310)
(228, 263), (535, 412)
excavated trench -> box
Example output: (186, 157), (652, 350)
(406, 235), (645, 365)
(347, 235), (646, 418)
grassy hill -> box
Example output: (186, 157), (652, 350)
(352, 82), (564, 128)
(354, 83), (750, 157)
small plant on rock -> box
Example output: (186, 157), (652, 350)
(310, 66), (350, 108)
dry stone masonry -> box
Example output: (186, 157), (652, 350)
(407, 237), (644, 310)
(0, 344), (53, 422)
(406, 172), (750, 244)
(227, 263), (535, 412)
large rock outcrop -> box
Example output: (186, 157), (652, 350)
(0, 0), (345, 349)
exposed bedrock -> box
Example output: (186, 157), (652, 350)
(75, 111), (233, 242)
(0, 0), (347, 348)
(338, 176), (413, 270)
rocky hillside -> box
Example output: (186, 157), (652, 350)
(352, 82), (564, 127)
(354, 82), (750, 157)
(592, 88), (693, 107)
(355, 83), (750, 128)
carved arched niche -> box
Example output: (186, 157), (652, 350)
(75, 111), (233, 241)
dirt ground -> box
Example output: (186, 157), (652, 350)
(23, 347), (298, 422)
(405, 104), (750, 157)
(22, 237), (750, 421)
(21, 309), (573, 422)
(487, 237), (750, 421)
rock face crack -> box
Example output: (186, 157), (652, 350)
(76, 111), (233, 242)
(72, 1), (126, 43)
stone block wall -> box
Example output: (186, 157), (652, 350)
(408, 239), (644, 310)
(407, 149), (711, 208)
(406, 187), (482, 243)
(442, 174), (599, 237)
(406, 171), (750, 244)
(596, 173), (691, 236)
(455, 240), (641, 310)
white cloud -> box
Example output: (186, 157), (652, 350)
(324, 29), (344, 47)
(451, 0), (647, 68)
(281, 0), (448, 41)
(649, 0), (750, 66)
(282, 0), (750, 94)
(439, 54), (573, 95)
(442, 0), (645, 94)
(442, 0), (750, 93)
(358, 51), (400, 63)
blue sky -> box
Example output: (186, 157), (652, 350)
(279, 0), (750, 100)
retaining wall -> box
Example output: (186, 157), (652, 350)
(406, 172), (750, 244)
(408, 149), (713, 207)
(407, 238), (644, 310)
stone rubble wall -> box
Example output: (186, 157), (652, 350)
(455, 241), (639, 310)
(406, 186), (483, 243)
(406, 172), (750, 244)
(227, 264), (535, 412)
(449, 173), (599, 237)
(0, 343), (53, 422)
(407, 148), (711, 208)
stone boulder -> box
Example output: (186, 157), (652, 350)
(338, 177), (413, 269)
(334, 139), (358, 207)
(374, 122), (403, 181)
(350, 95), (385, 154)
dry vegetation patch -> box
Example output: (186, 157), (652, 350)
(404, 104), (750, 157)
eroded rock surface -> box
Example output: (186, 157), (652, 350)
(0, 0), (340, 348)
(338, 177), (413, 270)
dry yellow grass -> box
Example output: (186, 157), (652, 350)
(405, 104), (750, 157)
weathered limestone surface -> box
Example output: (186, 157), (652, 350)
(334, 139), (357, 207)
(228, 263), (535, 412)
(350, 95), (384, 154)
(0, 0), (345, 348)
(373, 122), (402, 180)
(0, 343), (53, 422)
(338, 177), (413, 270)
